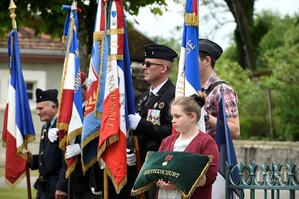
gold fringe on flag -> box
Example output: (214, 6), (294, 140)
(185, 13), (198, 26)
(94, 31), (105, 40)
(107, 28), (124, 35)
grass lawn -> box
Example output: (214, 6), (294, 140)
(0, 187), (37, 199)
(0, 166), (38, 198)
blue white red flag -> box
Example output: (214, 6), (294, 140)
(97, 0), (135, 193)
(213, 85), (242, 199)
(57, 2), (83, 178)
(175, 0), (205, 132)
(81, 0), (107, 173)
(2, 29), (35, 187)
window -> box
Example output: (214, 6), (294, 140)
(26, 82), (34, 100)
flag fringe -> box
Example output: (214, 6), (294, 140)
(66, 156), (78, 178)
(81, 131), (100, 173)
(185, 13), (198, 26)
(107, 28), (124, 35)
(4, 172), (26, 189)
(130, 182), (153, 196)
(67, 127), (82, 143)
(59, 135), (67, 150)
(108, 54), (123, 61)
(57, 122), (70, 132)
(178, 155), (214, 199)
(104, 167), (127, 194)
(81, 131), (99, 148)
(82, 156), (98, 174)
(94, 31), (105, 40)
(97, 134), (119, 160)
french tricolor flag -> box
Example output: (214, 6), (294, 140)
(57, 3), (83, 178)
(2, 29), (35, 187)
(175, 0), (205, 132)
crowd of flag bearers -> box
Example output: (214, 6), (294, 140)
(2, 0), (241, 199)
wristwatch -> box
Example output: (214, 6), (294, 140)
(204, 114), (210, 122)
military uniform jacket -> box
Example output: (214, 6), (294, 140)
(133, 79), (175, 163)
(31, 119), (68, 193)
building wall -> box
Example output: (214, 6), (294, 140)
(0, 56), (64, 136)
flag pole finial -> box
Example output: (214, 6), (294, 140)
(9, 0), (17, 30)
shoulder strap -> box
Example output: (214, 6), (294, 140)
(204, 81), (227, 96)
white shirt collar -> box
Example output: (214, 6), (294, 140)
(150, 79), (168, 96)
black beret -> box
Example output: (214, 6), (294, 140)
(144, 44), (178, 62)
(199, 39), (223, 60)
(36, 88), (58, 103)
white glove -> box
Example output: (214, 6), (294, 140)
(48, 128), (58, 143)
(90, 187), (102, 195)
(126, 148), (136, 166)
(99, 158), (106, 170)
(65, 143), (81, 159)
(128, 114), (141, 130)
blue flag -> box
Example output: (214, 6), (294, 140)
(81, 0), (108, 172)
(213, 85), (243, 198)
(175, 0), (205, 132)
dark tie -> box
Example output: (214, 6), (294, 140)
(46, 122), (51, 131)
(145, 92), (155, 106)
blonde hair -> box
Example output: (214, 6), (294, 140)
(171, 91), (206, 121)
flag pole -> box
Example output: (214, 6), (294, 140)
(9, 1), (32, 199)
(104, 170), (108, 199)
(25, 140), (32, 199)
(133, 136), (146, 199)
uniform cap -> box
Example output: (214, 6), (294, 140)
(199, 39), (223, 60)
(36, 88), (58, 103)
(144, 44), (178, 62)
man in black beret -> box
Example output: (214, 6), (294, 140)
(25, 88), (68, 199)
(199, 38), (240, 140)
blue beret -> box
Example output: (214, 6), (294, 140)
(199, 39), (223, 60)
(144, 44), (178, 62)
(36, 88), (58, 103)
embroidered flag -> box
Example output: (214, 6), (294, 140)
(57, 2), (83, 178)
(2, 29), (35, 187)
(175, 0), (205, 132)
(97, 0), (135, 193)
(81, 0), (107, 173)
(213, 85), (243, 199)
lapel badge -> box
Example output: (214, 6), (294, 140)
(154, 102), (158, 108)
(162, 154), (173, 166)
(158, 102), (164, 109)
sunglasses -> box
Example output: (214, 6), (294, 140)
(142, 61), (164, 68)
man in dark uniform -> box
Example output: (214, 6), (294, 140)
(26, 88), (68, 199)
(118, 44), (178, 199)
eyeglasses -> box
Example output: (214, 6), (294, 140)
(142, 61), (164, 68)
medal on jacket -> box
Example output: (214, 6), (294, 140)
(146, 109), (160, 125)
(162, 154), (173, 166)
(41, 129), (46, 140)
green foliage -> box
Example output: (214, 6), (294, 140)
(259, 24), (299, 140)
(215, 59), (271, 139)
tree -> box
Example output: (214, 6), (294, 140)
(259, 21), (299, 140)
(0, 0), (171, 69)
